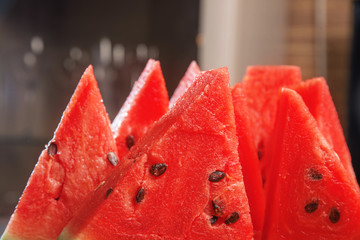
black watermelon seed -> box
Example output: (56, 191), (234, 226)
(308, 168), (323, 181)
(107, 152), (119, 166)
(210, 216), (218, 225)
(212, 200), (224, 216)
(209, 171), (226, 182)
(105, 188), (113, 199)
(225, 212), (240, 225)
(257, 150), (263, 160)
(150, 163), (167, 177)
(329, 207), (340, 223)
(304, 200), (319, 213)
(126, 135), (136, 150)
(48, 142), (57, 156)
(136, 188), (145, 203)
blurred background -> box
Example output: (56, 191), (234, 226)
(0, 0), (359, 231)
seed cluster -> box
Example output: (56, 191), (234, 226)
(208, 171), (240, 225)
(133, 163), (167, 204)
(304, 168), (340, 224)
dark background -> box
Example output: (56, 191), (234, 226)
(349, 0), (360, 186)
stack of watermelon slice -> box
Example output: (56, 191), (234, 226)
(1, 59), (360, 240)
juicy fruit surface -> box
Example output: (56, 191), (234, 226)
(112, 59), (169, 159)
(169, 60), (201, 107)
(242, 66), (302, 187)
(291, 77), (357, 184)
(232, 82), (265, 239)
(2, 66), (118, 240)
(242, 65), (302, 151)
(61, 68), (253, 240)
(263, 89), (360, 239)
(3, 61), (358, 240)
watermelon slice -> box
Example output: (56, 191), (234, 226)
(232, 82), (265, 239)
(291, 77), (357, 184)
(111, 59), (169, 161)
(263, 88), (360, 239)
(169, 60), (201, 107)
(1, 66), (125, 240)
(60, 67), (254, 239)
(242, 66), (302, 180)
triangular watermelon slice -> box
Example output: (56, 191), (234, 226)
(112, 59), (169, 160)
(242, 66), (302, 180)
(232, 82), (265, 239)
(1, 66), (125, 240)
(60, 67), (254, 239)
(291, 77), (357, 184)
(169, 60), (201, 107)
(263, 88), (360, 239)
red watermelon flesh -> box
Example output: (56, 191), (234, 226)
(60, 67), (254, 240)
(291, 77), (357, 184)
(1, 66), (122, 240)
(169, 60), (201, 107)
(242, 66), (302, 181)
(112, 59), (169, 160)
(232, 82), (265, 240)
(263, 88), (360, 239)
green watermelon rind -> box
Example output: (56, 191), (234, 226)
(58, 229), (70, 240)
(1, 233), (21, 240)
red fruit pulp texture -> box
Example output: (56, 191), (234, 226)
(61, 67), (254, 240)
(232, 82), (265, 240)
(112, 59), (169, 160)
(242, 66), (302, 151)
(4, 62), (358, 240)
(291, 77), (357, 185)
(2, 66), (120, 240)
(263, 88), (360, 240)
(242, 66), (302, 184)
